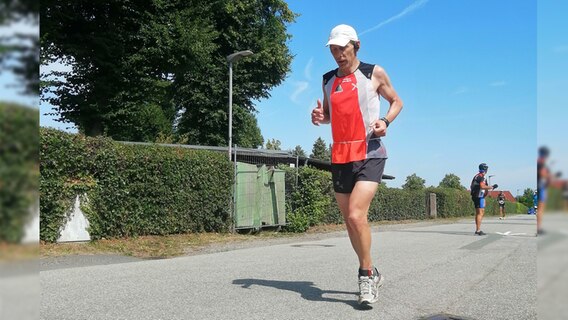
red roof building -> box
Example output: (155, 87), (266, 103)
(550, 179), (568, 189)
(486, 190), (516, 202)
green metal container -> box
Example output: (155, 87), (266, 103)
(234, 162), (286, 229)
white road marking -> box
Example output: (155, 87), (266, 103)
(496, 231), (527, 236)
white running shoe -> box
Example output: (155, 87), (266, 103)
(358, 272), (384, 305)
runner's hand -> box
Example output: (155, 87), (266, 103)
(311, 99), (325, 125)
(370, 119), (387, 137)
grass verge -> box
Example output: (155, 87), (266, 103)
(40, 218), (460, 259)
(40, 230), (303, 259)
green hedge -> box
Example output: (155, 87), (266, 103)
(426, 188), (528, 217)
(40, 129), (94, 242)
(0, 103), (38, 243)
(278, 165), (340, 232)
(280, 165), (429, 232)
(509, 201), (527, 214)
(40, 128), (233, 242)
(279, 166), (529, 232)
(425, 187), (475, 218)
(483, 197), (527, 215)
(40, 128), (531, 241)
(546, 187), (564, 211)
(369, 187), (426, 221)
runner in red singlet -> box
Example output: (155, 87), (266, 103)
(311, 24), (403, 305)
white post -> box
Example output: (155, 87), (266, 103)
(228, 61), (233, 160)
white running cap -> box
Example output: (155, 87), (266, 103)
(326, 24), (358, 47)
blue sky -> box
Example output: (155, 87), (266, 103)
(537, 0), (568, 184)
(256, 0), (537, 193)
(28, 0), (566, 193)
(0, 72), (38, 106)
(0, 20), (39, 107)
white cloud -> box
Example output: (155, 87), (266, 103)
(40, 58), (74, 84)
(304, 57), (314, 81)
(359, 0), (429, 36)
(290, 81), (309, 104)
(41, 60), (73, 74)
(490, 81), (507, 87)
(0, 20), (38, 37)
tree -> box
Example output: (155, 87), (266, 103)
(438, 173), (466, 190)
(402, 173), (426, 190)
(40, 0), (297, 143)
(0, 0), (39, 95)
(310, 137), (330, 161)
(265, 138), (281, 150)
(291, 145), (306, 157)
(518, 188), (535, 209)
(41, 1), (182, 138)
(232, 106), (263, 148)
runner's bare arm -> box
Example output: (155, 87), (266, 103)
(369, 66), (403, 136)
(374, 65), (403, 124)
(480, 180), (495, 190)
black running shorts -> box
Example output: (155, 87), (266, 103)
(331, 158), (386, 193)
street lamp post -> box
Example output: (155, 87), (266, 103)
(227, 50), (254, 160)
(488, 175), (495, 186)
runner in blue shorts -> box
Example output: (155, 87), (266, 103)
(470, 163), (498, 235)
(537, 147), (551, 235)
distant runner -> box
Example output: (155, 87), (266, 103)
(498, 191), (506, 220)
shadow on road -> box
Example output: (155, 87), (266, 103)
(290, 244), (336, 248)
(396, 230), (478, 236)
(232, 278), (372, 310)
(419, 313), (475, 320)
(398, 229), (535, 239)
(476, 221), (535, 226)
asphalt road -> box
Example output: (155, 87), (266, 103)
(40, 215), (540, 320)
(537, 212), (568, 320)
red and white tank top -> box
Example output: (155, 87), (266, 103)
(323, 62), (387, 164)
